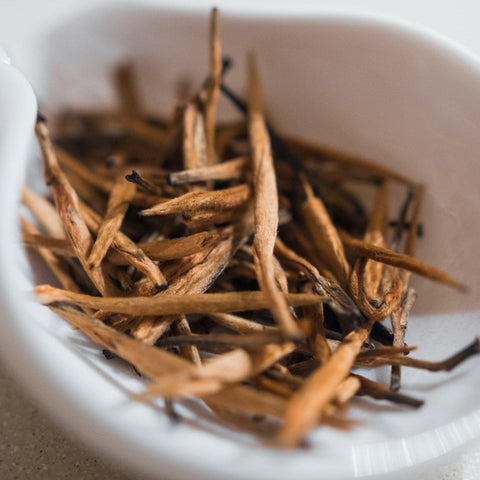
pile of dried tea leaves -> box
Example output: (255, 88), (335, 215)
(22, 9), (478, 447)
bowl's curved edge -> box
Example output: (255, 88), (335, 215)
(0, 60), (203, 480)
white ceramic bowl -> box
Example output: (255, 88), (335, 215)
(1, 2), (480, 479)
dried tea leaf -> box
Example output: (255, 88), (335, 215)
(277, 324), (371, 446)
(168, 156), (247, 185)
(342, 231), (467, 292)
(205, 8), (222, 166)
(300, 174), (350, 288)
(35, 284), (324, 317)
(183, 103), (207, 170)
(21, 218), (80, 293)
(35, 117), (119, 296)
(207, 313), (278, 334)
(172, 315), (202, 366)
(285, 134), (415, 186)
(248, 54), (300, 337)
(22, 186), (65, 238)
(79, 201), (167, 290)
(88, 175), (137, 267)
(390, 288), (417, 391)
(140, 184), (250, 217)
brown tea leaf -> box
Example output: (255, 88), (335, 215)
(140, 184), (250, 217)
(168, 156), (248, 185)
(35, 284), (325, 317)
(22, 186), (65, 238)
(341, 230), (467, 292)
(88, 175), (136, 267)
(205, 7), (222, 166)
(277, 324), (371, 446)
(248, 54), (300, 337)
(35, 117), (119, 296)
(300, 173), (350, 288)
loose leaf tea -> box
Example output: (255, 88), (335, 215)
(22, 9), (477, 448)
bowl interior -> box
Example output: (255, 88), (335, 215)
(4, 4), (480, 480)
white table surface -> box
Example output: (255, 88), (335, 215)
(1, 1), (480, 479)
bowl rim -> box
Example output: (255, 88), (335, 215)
(2, 3), (480, 480)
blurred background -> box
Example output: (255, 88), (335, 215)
(1, 1), (480, 479)
(2, 0), (480, 51)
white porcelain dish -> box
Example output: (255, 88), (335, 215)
(1, 2), (480, 479)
